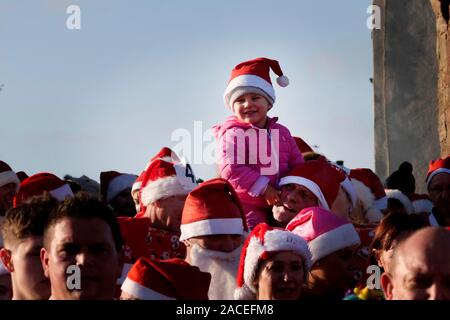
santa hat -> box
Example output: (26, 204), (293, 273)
(0, 161), (20, 191)
(149, 147), (181, 164)
(426, 156), (450, 188)
(286, 207), (361, 265)
(293, 136), (313, 154)
(121, 257), (211, 300)
(131, 171), (144, 197)
(223, 57), (289, 109)
(64, 174), (100, 196)
(234, 223), (311, 300)
(140, 157), (197, 207)
(385, 189), (414, 214)
(279, 158), (341, 210)
(15, 171), (29, 183)
(409, 193), (434, 214)
(349, 168), (387, 223)
(14, 173), (74, 207)
(100, 171), (137, 204)
(180, 178), (247, 241)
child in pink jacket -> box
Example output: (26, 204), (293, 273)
(214, 57), (304, 229)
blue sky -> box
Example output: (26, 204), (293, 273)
(0, 0), (374, 182)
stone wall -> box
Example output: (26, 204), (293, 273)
(372, 0), (447, 193)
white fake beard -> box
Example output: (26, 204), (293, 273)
(188, 244), (242, 300)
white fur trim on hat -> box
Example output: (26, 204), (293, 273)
(279, 176), (330, 210)
(426, 168), (450, 188)
(351, 179), (375, 210)
(341, 177), (357, 208)
(121, 278), (176, 300)
(241, 229), (312, 297)
(49, 184), (74, 201)
(373, 196), (388, 211)
(140, 176), (194, 206)
(308, 223), (360, 265)
(224, 74), (275, 109)
(180, 218), (244, 241)
(107, 174), (136, 204)
(385, 189), (414, 215)
(412, 199), (434, 214)
(0, 171), (20, 191)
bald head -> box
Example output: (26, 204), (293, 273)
(382, 227), (450, 300)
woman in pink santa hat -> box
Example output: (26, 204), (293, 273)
(286, 206), (361, 300)
(234, 223), (312, 300)
(214, 58), (304, 230)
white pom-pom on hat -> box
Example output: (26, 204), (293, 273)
(276, 75), (289, 87)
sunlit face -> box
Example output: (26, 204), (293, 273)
(254, 251), (305, 300)
(232, 93), (270, 128)
(1, 236), (49, 300)
(41, 218), (123, 300)
(144, 195), (186, 232)
(186, 234), (242, 253)
(273, 184), (318, 226)
(0, 183), (17, 215)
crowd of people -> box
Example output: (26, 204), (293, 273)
(0, 57), (449, 300)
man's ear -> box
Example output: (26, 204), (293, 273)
(0, 248), (14, 272)
(40, 247), (50, 278)
(380, 272), (394, 300)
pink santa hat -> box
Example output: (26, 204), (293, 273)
(100, 171), (137, 204)
(13, 172), (74, 207)
(121, 257), (211, 300)
(0, 160), (20, 191)
(349, 168), (387, 223)
(279, 158), (341, 210)
(286, 207), (361, 265)
(223, 57), (289, 110)
(180, 178), (247, 241)
(234, 223), (312, 300)
(426, 156), (450, 188)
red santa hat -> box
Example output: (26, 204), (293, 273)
(286, 206), (361, 265)
(223, 57), (289, 109)
(234, 223), (312, 300)
(426, 156), (450, 188)
(13, 172), (74, 207)
(293, 136), (313, 154)
(140, 158), (197, 207)
(121, 257), (211, 300)
(385, 189), (414, 214)
(100, 171), (137, 204)
(180, 178), (247, 241)
(0, 160), (20, 191)
(349, 168), (387, 223)
(279, 158), (341, 210)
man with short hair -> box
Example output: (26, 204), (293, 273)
(40, 193), (124, 300)
(0, 195), (57, 299)
(381, 227), (450, 300)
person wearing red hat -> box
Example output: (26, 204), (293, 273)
(13, 173), (74, 208)
(286, 207), (361, 300)
(100, 171), (137, 217)
(180, 178), (247, 300)
(234, 223), (311, 300)
(426, 156), (450, 226)
(120, 257), (211, 300)
(0, 195), (57, 300)
(214, 57), (305, 230)
(0, 161), (20, 218)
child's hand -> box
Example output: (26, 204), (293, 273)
(263, 185), (281, 206)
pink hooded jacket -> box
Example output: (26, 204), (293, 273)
(213, 115), (304, 206)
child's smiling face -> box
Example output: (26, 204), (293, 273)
(232, 93), (271, 128)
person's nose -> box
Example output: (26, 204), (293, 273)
(76, 250), (94, 267)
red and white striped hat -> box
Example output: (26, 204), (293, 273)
(223, 57), (289, 109)
(180, 178), (247, 241)
(13, 172), (73, 207)
(121, 257), (211, 300)
(234, 223), (311, 300)
(0, 160), (19, 191)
